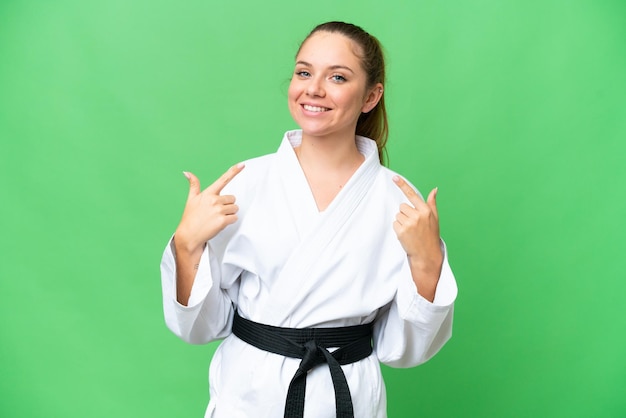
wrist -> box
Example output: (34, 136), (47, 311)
(407, 254), (442, 303)
(173, 233), (205, 258)
(407, 254), (443, 279)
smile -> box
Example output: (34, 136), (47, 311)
(302, 104), (330, 112)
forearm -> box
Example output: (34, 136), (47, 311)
(407, 255), (442, 303)
(375, 248), (457, 367)
(173, 236), (205, 306)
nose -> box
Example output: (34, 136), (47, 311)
(305, 77), (325, 97)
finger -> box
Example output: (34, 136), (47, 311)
(427, 187), (439, 220)
(215, 194), (236, 205)
(183, 171), (201, 200)
(207, 162), (246, 195)
(220, 203), (239, 215)
(223, 213), (239, 226)
(395, 211), (410, 226)
(398, 203), (417, 218)
(392, 175), (425, 207)
(392, 220), (402, 235)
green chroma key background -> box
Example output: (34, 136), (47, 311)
(1, 0), (624, 416)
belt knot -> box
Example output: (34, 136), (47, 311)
(231, 310), (373, 418)
(297, 340), (323, 375)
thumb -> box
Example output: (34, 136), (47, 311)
(427, 187), (439, 219)
(183, 171), (201, 199)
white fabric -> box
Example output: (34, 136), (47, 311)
(161, 130), (458, 418)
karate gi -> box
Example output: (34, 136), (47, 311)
(161, 130), (458, 418)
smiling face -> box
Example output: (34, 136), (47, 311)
(288, 31), (382, 142)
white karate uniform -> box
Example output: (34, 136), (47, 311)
(161, 130), (458, 418)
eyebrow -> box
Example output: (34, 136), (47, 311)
(295, 61), (355, 74)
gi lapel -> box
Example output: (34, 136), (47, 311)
(275, 131), (321, 239)
(269, 130), (381, 325)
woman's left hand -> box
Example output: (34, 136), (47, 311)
(392, 176), (443, 301)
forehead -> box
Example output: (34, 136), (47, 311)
(296, 32), (363, 69)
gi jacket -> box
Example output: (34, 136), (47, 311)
(161, 130), (458, 417)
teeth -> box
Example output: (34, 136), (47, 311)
(303, 105), (329, 112)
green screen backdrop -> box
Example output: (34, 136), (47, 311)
(1, 0), (624, 417)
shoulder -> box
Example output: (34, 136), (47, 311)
(224, 130), (298, 191)
(222, 152), (274, 195)
(375, 166), (425, 205)
(241, 152), (275, 172)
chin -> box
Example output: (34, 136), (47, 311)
(292, 118), (327, 137)
(298, 125), (333, 139)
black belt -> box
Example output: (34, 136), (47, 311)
(231, 310), (373, 418)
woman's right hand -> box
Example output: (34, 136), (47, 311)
(174, 163), (245, 255)
(173, 163), (245, 306)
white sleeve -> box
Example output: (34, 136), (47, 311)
(373, 240), (458, 368)
(160, 237), (237, 345)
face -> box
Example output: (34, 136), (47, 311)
(288, 31), (382, 141)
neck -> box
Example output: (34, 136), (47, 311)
(294, 131), (366, 212)
(296, 132), (364, 171)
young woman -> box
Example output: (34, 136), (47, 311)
(161, 21), (457, 418)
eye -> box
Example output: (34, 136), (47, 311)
(295, 70), (311, 78)
(331, 74), (347, 83)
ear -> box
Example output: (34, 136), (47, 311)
(361, 82), (384, 113)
